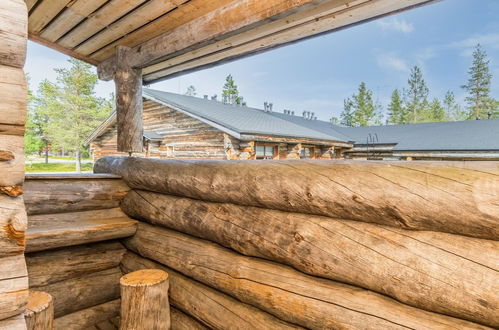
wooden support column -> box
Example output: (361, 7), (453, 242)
(120, 269), (170, 330)
(25, 291), (54, 330)
(114, 46), (143, 153)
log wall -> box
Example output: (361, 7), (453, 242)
(93, 156), (499, 329)
(0, 1), (28, 328)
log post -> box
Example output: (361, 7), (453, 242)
(114, 46), (143, 153)
(25, 291), (54, 330)
(120, 269), (170, 330)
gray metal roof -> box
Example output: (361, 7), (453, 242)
(143, 130), (164, 141)
(143, 89), (347, 142)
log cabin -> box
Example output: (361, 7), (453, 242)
(1, 0), (498, 329)
(86, 89), (499, 162)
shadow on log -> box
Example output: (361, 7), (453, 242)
(124, 222), (491, 329)
(94, 157), (499, 240)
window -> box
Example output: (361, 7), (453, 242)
(300, 147), (314, 159)
(256, 145), (276, 159)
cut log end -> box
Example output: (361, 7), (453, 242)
(25, 290), (54, 330)
(120, 269), (168, 287)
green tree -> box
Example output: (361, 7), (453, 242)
(427, 98), (446, 122)
(344, 82), (378, 126)
(222, 74), (242, 104)
(46, 59), (112, 172)
(387, 89), (404, 124)
(404, 66), (429, 123)
(443, 91), (466, 121)
(185, 85), (196, 96)
(340, 98), (354, 126)
(461, 44), (493, 119)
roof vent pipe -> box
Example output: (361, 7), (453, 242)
(203, 95), (208, 99)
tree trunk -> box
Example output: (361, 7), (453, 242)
(44, 142), (48, 164)
(95, 157), (499, 240)
(124, 223), (490, 330)
(25, 290), (54, 330)
(121, 190), (499, 327)
(75, 149), (81, 173)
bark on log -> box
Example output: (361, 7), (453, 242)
(121, 252), (302, 330)
(0, 254), (28, 320)
(94, 157), (499, 240)
(0, 314), (26, 330)
(0, 195), (26, 256)
(170, 308), (208, 330)
(26, 241), (126, 288)
(24, 178), (129, 215)
(120, 269), (170, 330)
(124, 223), (491, 330)
(54, 300), (120, 330)
(0, 134), (24, 188)
(122, 190), (499, 326)
(35, 267), (122, 317)
(25, 291), (54, 330)
(0, 0), (27, 68)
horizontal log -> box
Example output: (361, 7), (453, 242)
(0, 134), (24, 188)
(0, 255), (28, 320)
(124, 223), (490, 329)
(0, 314), (26, 330)
(0, 195), (26, 256)
(95, 157), (499, 240)
(35, 267), (122, 318)
(170, 307), (208, 330)
(0, 0), (27, 68)
(0, 66), (27, 127)
(54, 300), (120, 330)
(25, 215), (137, 252)
(122, 190), (499, 326)
(121, 252), (301, 330)
(26, 241), (126, 287)
(27, 208), (126, 229)
(24, 178), (130, 215)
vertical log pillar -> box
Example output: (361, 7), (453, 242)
(114, 46), (143, 153)
(120, 269), (170, 330)
(25, 291), (54, 330)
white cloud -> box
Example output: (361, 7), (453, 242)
(448, 33), (499, 56)
(376, 53), (409, 72)
(377, 18), (414, 33)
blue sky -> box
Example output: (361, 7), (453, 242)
(26, 0), (499, 121)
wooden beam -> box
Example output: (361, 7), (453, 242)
(0, 0), (27, 68)
(27, 0), (72, 34)
(114, 46), (143, 153)
(28, 34), (100, 65)
(97, 0), (322, 80)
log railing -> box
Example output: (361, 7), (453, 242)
(95, 156), (499, 329)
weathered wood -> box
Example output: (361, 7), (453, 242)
(27, 207), (127, 229)
(0, 135), (24, 189)
(124, 223), (491, 329)
(25, 291), (54, 330)
(121, 252), (302, 330)
(170, 308), (207, 330)
(0, 0), (27, 68)
(25, 215), (137, 252)
(27, 0), (72, 34)
(114, 46), (143, 153)
(36, 267), (122, 317)
(0, 314), (26, 330)
(26, 241), (126, 287)
(122, 190), (499, 326)
(0, 255), (28, 320)
(95, 157), (499, 240)
(0, 195), (26, 256)
(0, 66), (27, 126)
(54, 300), (120, 330)
(120, 269), (170, 330)
(24, 178), (129, 215)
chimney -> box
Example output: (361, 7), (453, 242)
(264, 101), (268, 112)
(203, 95), (208, 100)
(291, 111), (295, 116)
(211, 94), (217, 101)
(239, 97), (244, 106)
(269, 103), (273, 112)
(302, 110), (306, 118)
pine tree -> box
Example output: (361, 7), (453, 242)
(340, 98), (354, 126)
(387, 89), (404, 124)
(350, 82), (377, 126)
(222, 74), (242, 104)
(461, 44), (493, 119)
(427, 98), (446, 122)
(185, 85), (196, 96)
(404, 66), (429, 123)
(443, 91), (466, 121)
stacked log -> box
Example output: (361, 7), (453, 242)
(0, 0), (28, 328)
(121, 190), (499, 326)
(124, 222), (490, 329)
(95, 157), (499, 240)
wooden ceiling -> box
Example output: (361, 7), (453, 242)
(27, 0), (436, 84)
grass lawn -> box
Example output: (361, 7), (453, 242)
(47, 156), (92, 161)
(25, 162), (93, 172)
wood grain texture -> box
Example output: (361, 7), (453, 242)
(124, 223), (491, 330)
(24, 178), (129, 215)
(0, 255), (28, 320)
(54, 300), (120, 330)
(0, 195), (26, 256)
(0, 66), (27, 126)
(26, 241), (126, 287)
(0, 0), (27, 68)
(121, 190), (499, 326)
(25, 290), (54, 330)
(27, 0), (71, 34)
(120, 269), (170, 330)
(170, 307), (208, 330)
(0, 314), (26, 330)
(27, 208), (127, 229)
(35, 267), (122, 317)
(95, 157), (499, 240)
(121, 252), (302, 330)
